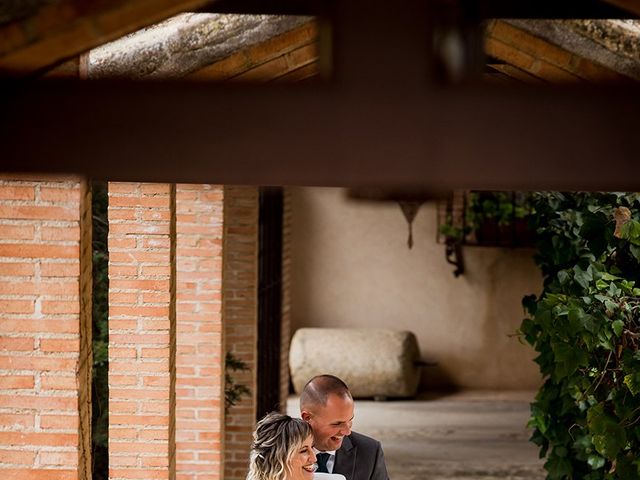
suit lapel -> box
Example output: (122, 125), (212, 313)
(334, 435), (356, 480)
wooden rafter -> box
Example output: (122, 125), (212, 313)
(187, 21), (318, 82)
(485, 19), (633, 84)
(0, 0), (217, 76)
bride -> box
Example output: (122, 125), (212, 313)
(247, 412), (345, 480)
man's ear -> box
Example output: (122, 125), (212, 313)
(301, 410), (312, 422)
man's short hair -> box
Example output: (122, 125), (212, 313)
(300, 374), (353, 409)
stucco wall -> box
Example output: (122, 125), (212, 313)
(289, 187), (542, 390)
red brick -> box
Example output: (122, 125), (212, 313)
(110, 455), (139, 466)
(0, 449), (37, 465)
(140, 209), (171, 222)
(109, 401), (137, 414)
(109, 305), (169, 317)
(110, 347), (137, 359)
(0, 299), (34, 313)
(140, 184), (172, 195)
(0, 337), (34, 351)
(40, 338), (79, 352)
(109, 442), (168, 454)
(109, 237), (137, 249)
(110, 333), (169, 345)
(0, 319), (77, 334)
(109, 360), (169, 373)
(109, 389), (169, 401)
(109, 196), (169, 208)
(109, 280), (169, 291)
(143, 376), (170, 387)
(0, 244), (78, 259)
(0, 262), (35, 276)
(109, 319), (137, 330)
(40, 225), (80, 241)
(0, 413), (34, 429)
(0, 224), (35, 240)
(40, 375), (77, 391)
(0, 185), (35, 200)
(41, 300), (79, 314)
(108, 183), (140, 193)
(108, 468), (169, 479)
(0, 468), (78, 480)
(40, 414), (79, 430)
(38, 450), (78, 466)
(0, 431), (76, 447)
(0, 205), (77, 221)
(40, 262), (79, 277)
(0, 355), (77, 371)
(140, 348), (170, 360)
(2, 375), (35, 389)
(39, 187), (79, 203)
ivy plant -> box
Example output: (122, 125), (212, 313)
(520, 192), (640, 479)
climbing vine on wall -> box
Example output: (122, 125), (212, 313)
(521, 192), (640, 479)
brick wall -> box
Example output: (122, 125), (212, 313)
(0, 179), (261, 480)
(175, 185), (225, 480)
(108, 182), (175, 480)
(222, 186), (259, 480)
(0, 175), (91, 480)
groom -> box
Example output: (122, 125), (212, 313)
(300, 375), (389, 480)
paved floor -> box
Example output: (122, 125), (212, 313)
(287, 390), (546, 480)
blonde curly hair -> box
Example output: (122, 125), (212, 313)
(247, 412), (313, 480)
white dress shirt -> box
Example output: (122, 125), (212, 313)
(313, 448), (336, 474)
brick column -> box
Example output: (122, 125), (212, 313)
(175, 185), (225, 480)
(222, 186), (259, 480)
(108, 182), (174, 480)
(0, 176), (92, 480)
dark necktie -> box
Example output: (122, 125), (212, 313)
(316, 452), (331, 473)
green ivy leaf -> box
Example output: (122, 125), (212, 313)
(620, 219), (640, 245)
(582, 314), (599, 334)
(587, 404), (627, 459)
(623, 373), (640, 396)
(587, 454), (605, 470)
(573, 264), (593, 289)
(612, 319), (625, 337)
(552, 342), (587, 380)
(544, 455), (573, 479)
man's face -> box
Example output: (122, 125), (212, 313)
(301, 393), (354, 451)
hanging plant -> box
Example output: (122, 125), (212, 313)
(520, 192), (640, 479)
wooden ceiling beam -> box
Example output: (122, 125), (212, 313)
(202, 0), (638, 18)
(2, 78), (640, 191)
(0, 0), (217, 76)
(602, 0), (640, 17)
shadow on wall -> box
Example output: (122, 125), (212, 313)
(289, 187), (542, 392)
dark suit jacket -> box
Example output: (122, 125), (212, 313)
(333, 431), (389, 480)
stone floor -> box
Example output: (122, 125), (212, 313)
(287, 390), (546, 480)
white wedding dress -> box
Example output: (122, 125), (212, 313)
(313, 473), (346, 480)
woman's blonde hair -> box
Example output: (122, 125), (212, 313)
(247, 412), (313, 480)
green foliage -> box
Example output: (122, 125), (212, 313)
(467, 191), (531, 229)
(520, 192), (640, 479)
(92, 181), (109, 480)
(439, 191), (534, 243)
(225, 352), (251, 413)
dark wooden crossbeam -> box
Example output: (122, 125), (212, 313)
(1, 78), (639, 190)
(1, 0), (639, 190)
(203, 0), (637, 19)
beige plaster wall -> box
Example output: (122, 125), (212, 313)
(289, 187), (543, 390)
